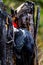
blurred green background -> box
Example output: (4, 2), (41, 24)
(3, 0), (43, 64)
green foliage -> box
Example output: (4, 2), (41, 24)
(3, 0), (43, 7)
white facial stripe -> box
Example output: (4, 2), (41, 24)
(13, 26), (19, 32)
